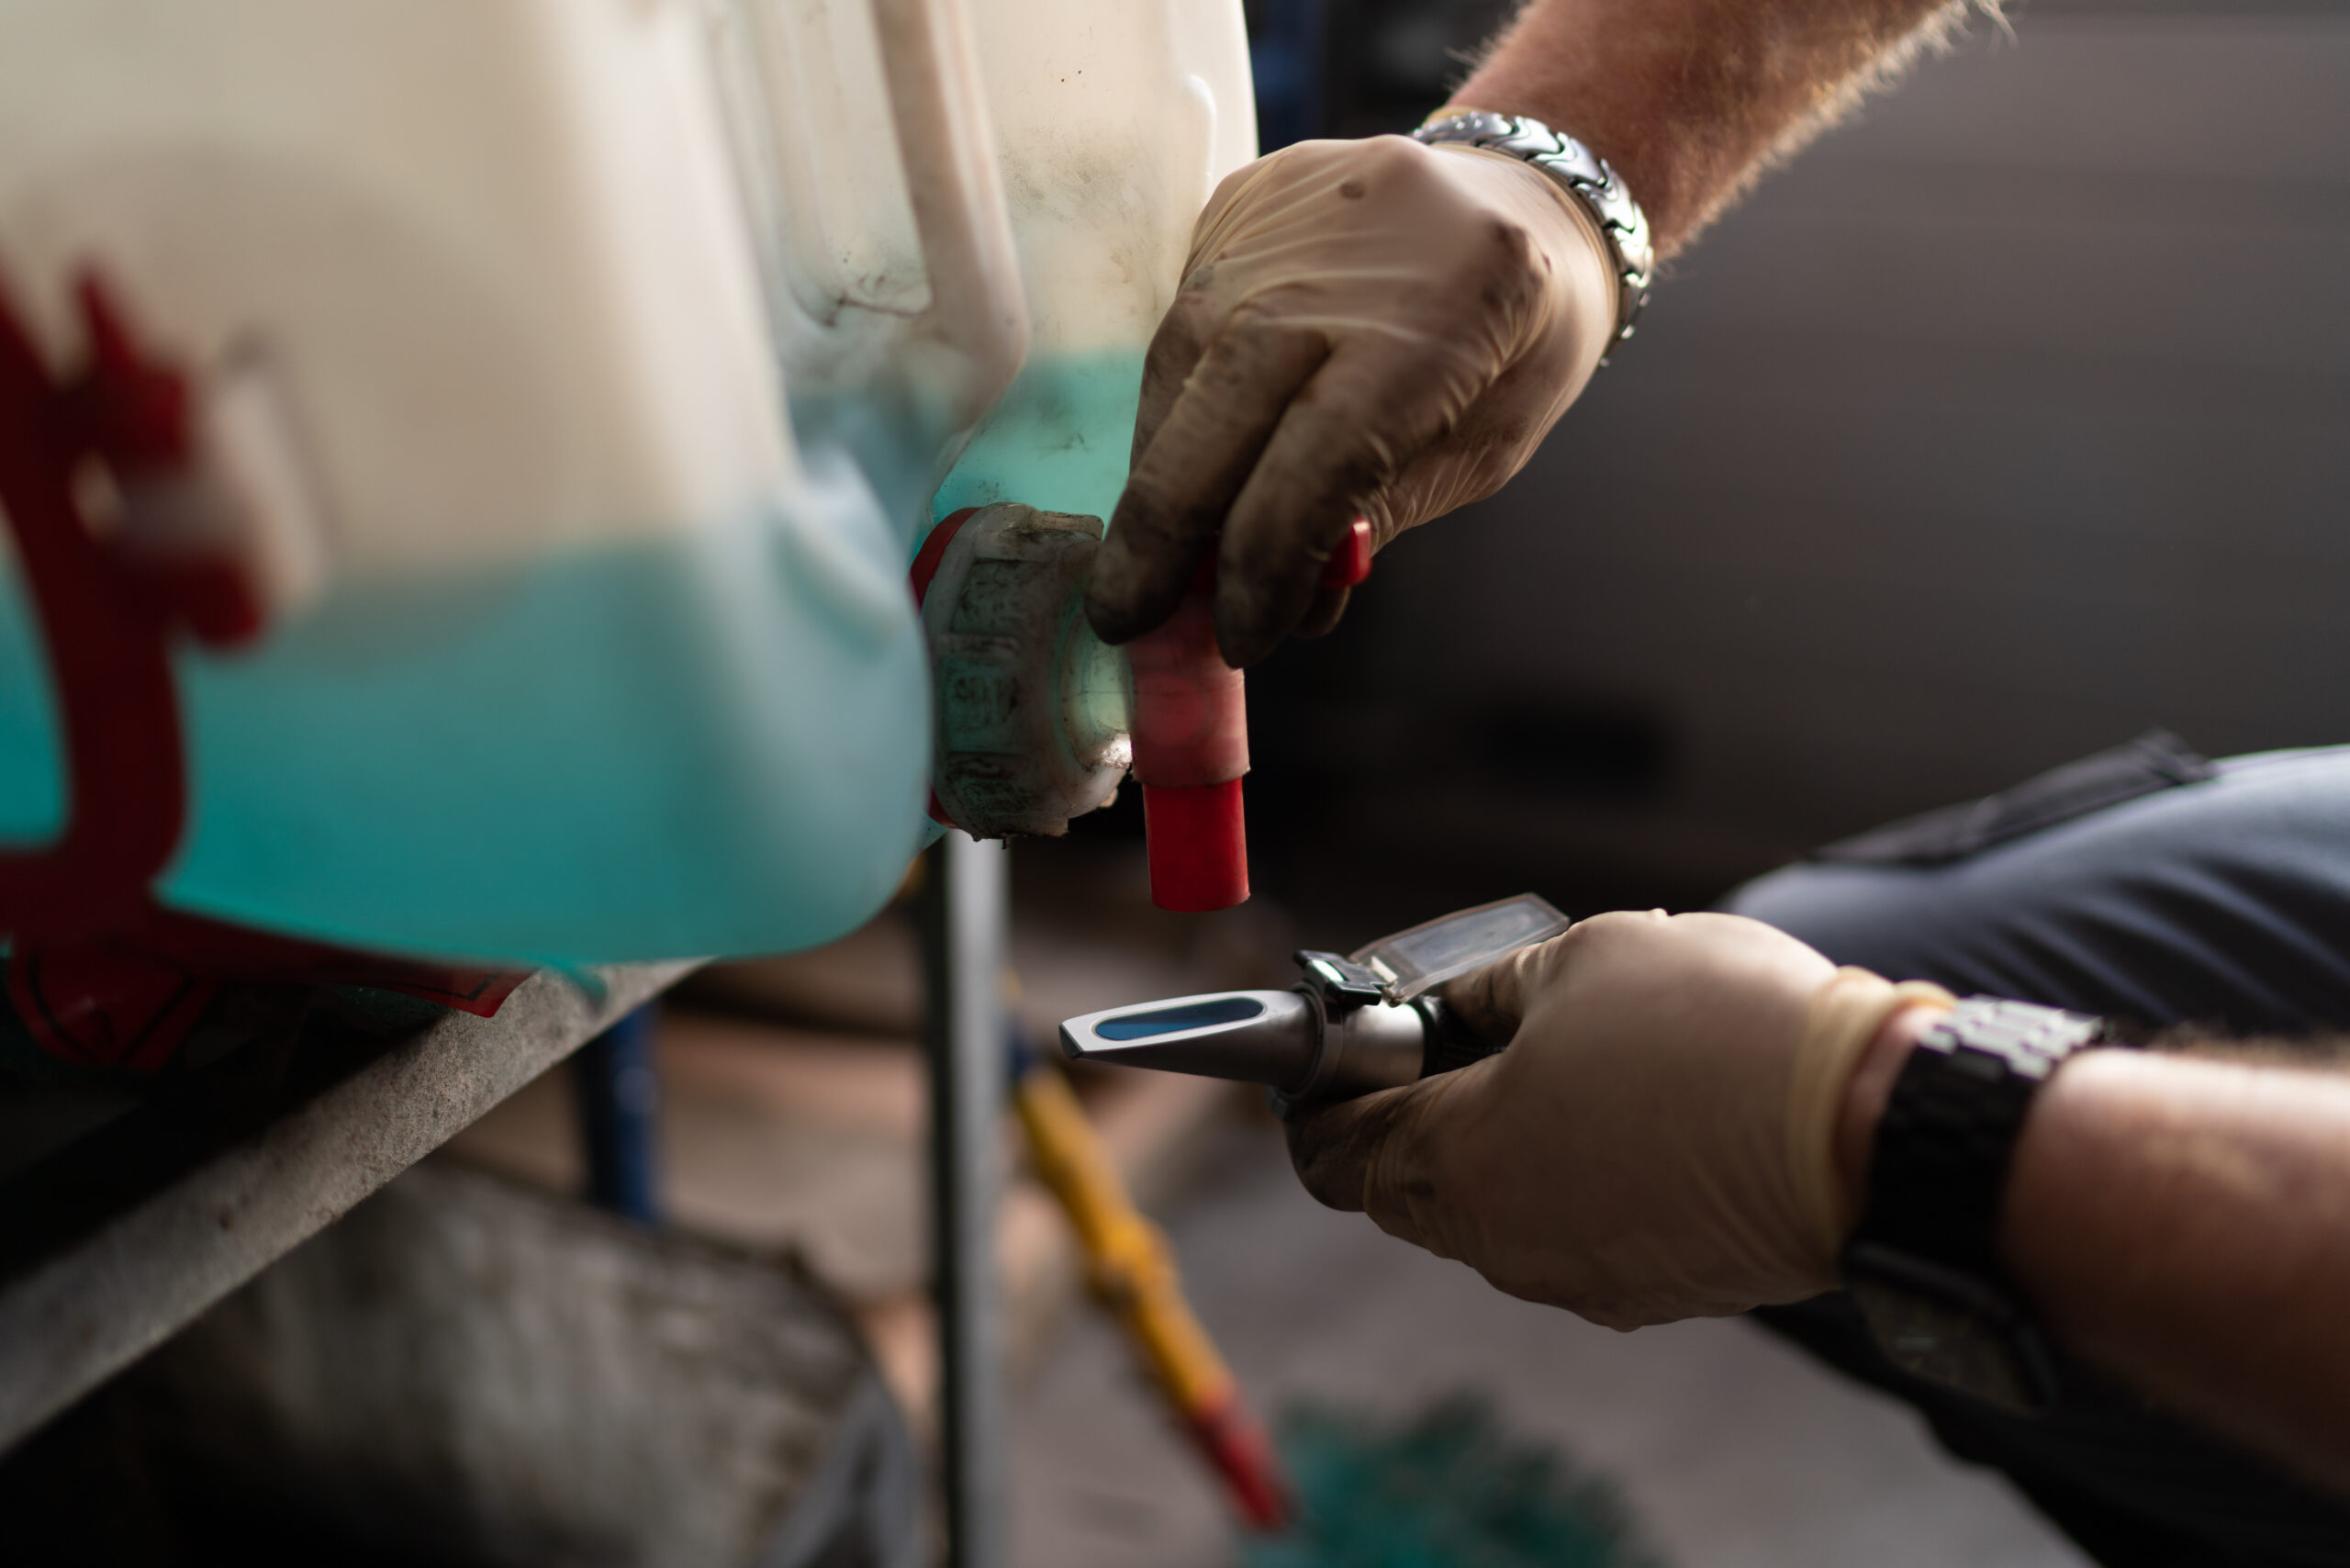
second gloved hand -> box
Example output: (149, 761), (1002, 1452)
(1083, 134), (1621, 667)
(1284, 911), (1953, 1329)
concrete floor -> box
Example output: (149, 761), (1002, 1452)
(1012, 1114), (2094, 1568)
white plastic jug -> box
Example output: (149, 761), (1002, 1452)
(0, 0), (1250, 968)
(935, 0), (1257, 526)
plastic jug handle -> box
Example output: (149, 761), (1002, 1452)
(869, 0), (1027, 433)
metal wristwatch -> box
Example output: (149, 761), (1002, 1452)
(1842, 995), (2121, 1416)
(1410, 110), (1654, 350)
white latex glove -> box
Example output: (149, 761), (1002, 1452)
(1285, 910), (1953, 1329)
(1085, 135), (1620, 667)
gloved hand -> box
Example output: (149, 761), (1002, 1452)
(1084, 134), (1621, 667)
(1284, 910), (1953, 1329)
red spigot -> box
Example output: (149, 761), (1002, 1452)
(1128, 571), (1248, 913)
(1128, 520), (1371, 913)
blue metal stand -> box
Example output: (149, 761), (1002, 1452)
(573, 1003), (660, 1225)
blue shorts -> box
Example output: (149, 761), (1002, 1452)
(1728, 739), (2350, 1567)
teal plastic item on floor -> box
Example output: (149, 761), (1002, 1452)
(1242, 1396), (1669, 1568)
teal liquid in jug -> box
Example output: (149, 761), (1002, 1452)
(931, 350), (1145, 527)
(0, 0), (1234, 971)
(0, 355), (1143, 968)
(0, 444), (933, 968)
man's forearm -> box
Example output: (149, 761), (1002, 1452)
(2004, 1047), (2350, 1491)
(1841, 1019), (2350, 1491)
(1448, 0), (1969, 255)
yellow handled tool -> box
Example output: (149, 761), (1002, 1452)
(1013, 1060), (1289, 1530)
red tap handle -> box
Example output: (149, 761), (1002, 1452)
(1321, 517), (1372, 591)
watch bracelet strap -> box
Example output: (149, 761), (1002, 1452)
(1847, 996), (2119, 1279)
(1409, 110), (1654, 348)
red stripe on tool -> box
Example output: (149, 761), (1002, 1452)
(1187, 1387), (1291, 1533)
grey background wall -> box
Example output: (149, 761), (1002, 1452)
(1241, 2), (2350, 925)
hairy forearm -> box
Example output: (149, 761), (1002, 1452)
(2004, 1047), (2350, 1490)
(1841, 1021), (2350, 1491)
(1448, 0), (1972, 255)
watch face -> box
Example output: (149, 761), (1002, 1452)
(1848, 1273), (2053, 1417)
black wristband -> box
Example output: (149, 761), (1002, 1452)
(1852, 996), (2112, 1274)
(1841, 996), (2117, 1413)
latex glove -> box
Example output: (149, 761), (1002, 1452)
(1084, 134), (1620, 667)
(1284, 910), (1954, 1329)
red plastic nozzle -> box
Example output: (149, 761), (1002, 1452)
(1142, 778), (1248, 913)
(1127, 521), (1356, 912)
(1128, 566), (1249, 912)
